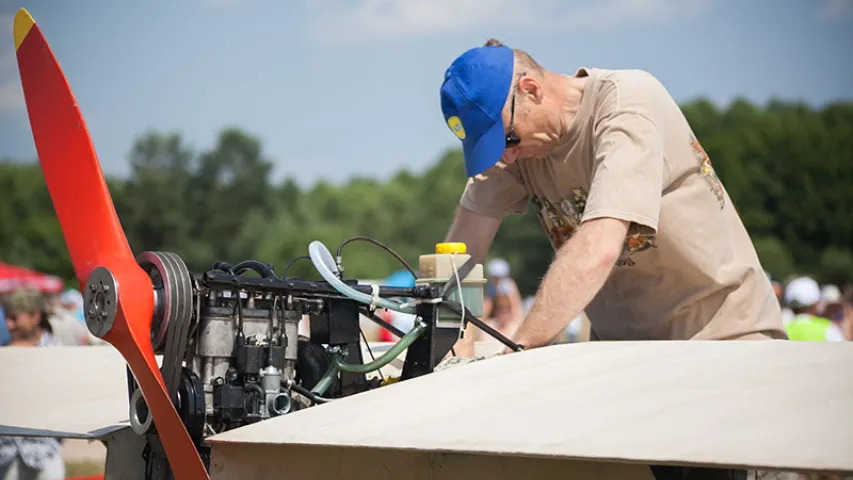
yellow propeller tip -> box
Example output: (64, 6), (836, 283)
(14, 8), (35, 51)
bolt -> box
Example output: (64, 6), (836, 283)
(89, 283), (96, 292)
(102, 284), (110, 293)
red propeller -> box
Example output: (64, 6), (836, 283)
(13, 9), (209, 480)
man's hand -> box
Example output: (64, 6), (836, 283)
(505, 217), (630, 352)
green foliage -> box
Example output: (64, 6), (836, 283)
(753, 236), (796, 281)
(1, 98), (851, 295)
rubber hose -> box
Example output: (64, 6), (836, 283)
(310, 362), (340, 396)
(332, 322), (426, 374)
(308, 241), (417, 314)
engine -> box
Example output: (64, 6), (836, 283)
(196, 289), (300, 425)
(121, 238), (521, 479)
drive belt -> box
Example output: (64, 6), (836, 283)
(157, 252), (194, 404)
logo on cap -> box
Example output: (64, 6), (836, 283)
(447, 116), (465, 139)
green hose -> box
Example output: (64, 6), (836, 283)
(310, 362), (339, 396)
(332, 322), (426, 374)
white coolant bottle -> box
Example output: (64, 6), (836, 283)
(416, 242), (485, 327)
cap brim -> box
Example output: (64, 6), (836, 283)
(463, 118), (506, 177)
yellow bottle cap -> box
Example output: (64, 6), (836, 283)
(435, 242), (467, 254)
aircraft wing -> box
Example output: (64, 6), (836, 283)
(0, 346), (131, 440)
(206, 340), (853, 478)
(0, 340), (483, 440)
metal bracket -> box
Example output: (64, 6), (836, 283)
(83, 266), (119, 338)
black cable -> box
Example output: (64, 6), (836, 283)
(359, 327), (385, 382)
(281, 255), (311, 279)
(359, 307), (406, 338)
(234, 287), (246, 346)
(439, 299), (523, 352)
(286, 381), (328, 405)
(336, 236), (417, 278)
(267, 295), (280, 366)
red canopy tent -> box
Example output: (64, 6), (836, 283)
(0, 262), (64, 294)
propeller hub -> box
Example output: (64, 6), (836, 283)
(83, 266), (119, 338)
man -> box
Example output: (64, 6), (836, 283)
(439, 39), (787, 352)
(0, 288), (66, 480)
(438, 39), (791, 480)
(784, 277), (845, 342)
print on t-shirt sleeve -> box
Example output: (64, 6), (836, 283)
(690, 134), (726, 209)
(583, 110), (664, 235)
(459, 161), (529, 218)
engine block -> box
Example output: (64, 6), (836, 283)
(122, 241), (519, 480)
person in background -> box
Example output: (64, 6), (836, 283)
(783, 277), (845, 342)
(767, 271), (793, 325)
(58, 289), (85, 325)
(482, 258), (524, 341)
(0, 288), (66, 480)
(1, 288), (56, 347)
(43, 289), (92, 346)
(449, 258), (524, 357)
(819, 284), (846, 339)
(0, 305), (8, 346)
(842, 284), (853, 342)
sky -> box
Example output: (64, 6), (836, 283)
(0, 0), (851, 187)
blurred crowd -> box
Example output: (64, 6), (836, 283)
(0, 287), (102, 348)
(769, 273), (852, 342)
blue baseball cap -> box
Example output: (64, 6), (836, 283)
(440, 45), (514, 177)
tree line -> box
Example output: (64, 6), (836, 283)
(1, 97), (851, 297)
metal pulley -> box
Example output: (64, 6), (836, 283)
(136, 251), (194, 353)
(136, 251), (195, 404)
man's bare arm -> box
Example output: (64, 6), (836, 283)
(443, 204), (503, 357)
(509, 217), (629, 350)
(444, 205), (502, 265)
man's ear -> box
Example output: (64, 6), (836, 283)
(517, 76), (543, 103)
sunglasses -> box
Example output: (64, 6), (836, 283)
(505, 72), (525, 148)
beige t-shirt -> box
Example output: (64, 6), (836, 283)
(460, 67), (786, 341)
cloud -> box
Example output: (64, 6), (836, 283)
(816, 0), (853, 21)
(306, 0), (718, 42)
